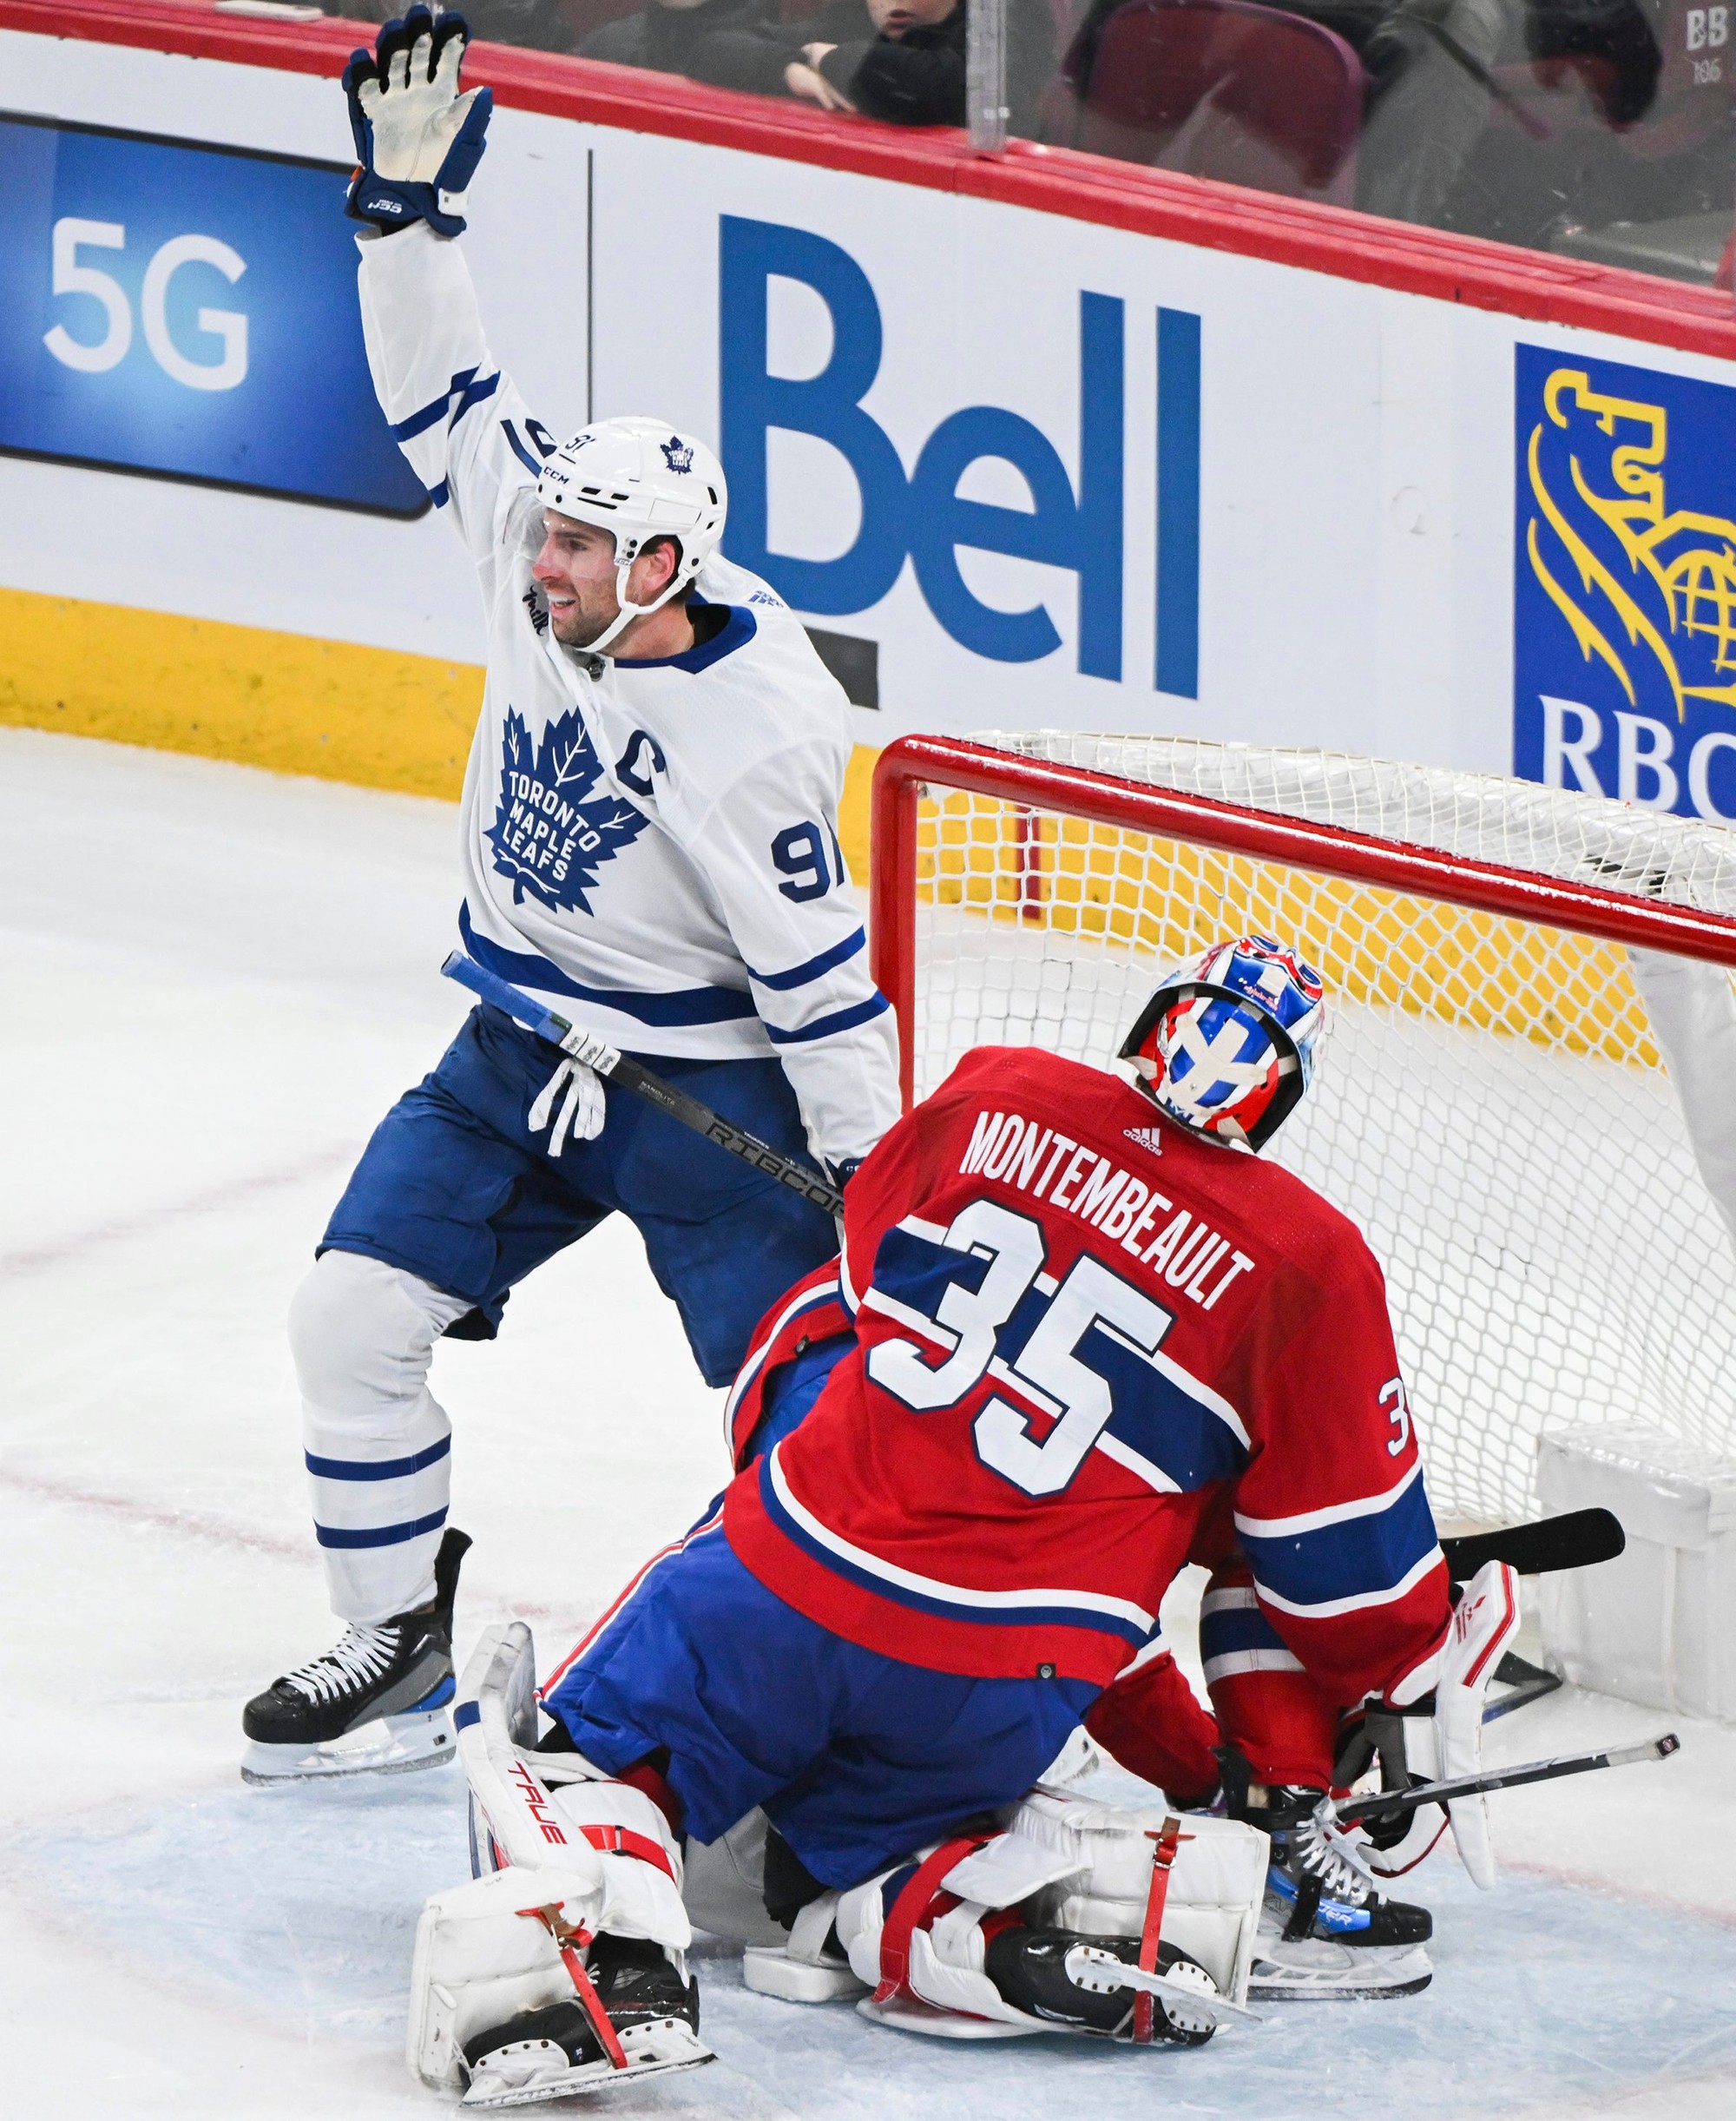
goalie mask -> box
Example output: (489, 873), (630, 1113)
(536, 417), (727, 655)
(1119, 935), (1325, 1151)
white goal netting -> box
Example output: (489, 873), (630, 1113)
(900, 731), (1736, 1524)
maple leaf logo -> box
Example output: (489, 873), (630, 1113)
(486, 707), (649, 916)
(660, 435), (694, 474)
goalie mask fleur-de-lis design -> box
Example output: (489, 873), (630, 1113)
(486, 707), (649, 915)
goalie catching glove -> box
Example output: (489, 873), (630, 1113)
(1338, 1558), (1523, 1888)
(344, 8), (493, 239)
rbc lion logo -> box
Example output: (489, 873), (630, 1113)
(660, 435), (694, 475)
(1515, 346), (1736, 821)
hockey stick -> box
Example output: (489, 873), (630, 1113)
(1483, 1650), (1562, 1723)
(440, 952), (845, 1217)
(1326, 1731), (1680, 1832)
(1443, 1508), (1625, 1583)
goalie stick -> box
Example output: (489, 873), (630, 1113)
(440, 952), (845, 1217)
(1326, 1731), (1680, 1833)
(1441, 1510), (1626, 1720)
(1442, 1508), (1625, 1583)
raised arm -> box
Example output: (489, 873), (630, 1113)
(344, 9), (549, 565)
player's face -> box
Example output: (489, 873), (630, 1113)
(532, 513), (624, 647)
(867, 0), (956, 32)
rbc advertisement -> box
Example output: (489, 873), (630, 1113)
(0, 114), (426, 517)
(1514, 342), (1736, 823)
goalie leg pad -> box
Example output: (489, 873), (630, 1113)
(409, 1622), (712, 2101)
(831, 1789), (1265, 2042)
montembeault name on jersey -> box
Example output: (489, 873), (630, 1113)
(959, 1110), (1256, 1311)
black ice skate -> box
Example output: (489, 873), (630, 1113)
(1248, 1788), (1434, 2000)
(984, 1926), (1241, 2044)
(461, 1933), (711, 2109)
(240, 1527), (470, 1784)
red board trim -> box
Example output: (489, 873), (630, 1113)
(6, 0), (1736, 361)
(868, 733), (1736, 1111)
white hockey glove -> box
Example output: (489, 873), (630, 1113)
(343, 7), (493, 239)
(1348, 1559), (1521, 1890)
(528, 1056), (606, 1155)
(1435, 1559), (1521, 1887)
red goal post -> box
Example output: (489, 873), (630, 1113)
(867, 732), (1736, 1524)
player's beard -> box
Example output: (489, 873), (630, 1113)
(549, 589), (620, 650)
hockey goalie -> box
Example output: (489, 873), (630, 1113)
(406, 937), (1522, 2104)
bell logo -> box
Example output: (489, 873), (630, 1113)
(718, 216), (1200, 697)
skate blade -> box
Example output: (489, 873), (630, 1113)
(240, 1706), (457, 1785)
(1248, 1941), (1433, 2002)
(460, 2020), (713, 2108)
(856, 1995), (1040, 2041)
(1064, 1946), (1260, 2028)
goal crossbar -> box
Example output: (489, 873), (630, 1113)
(870, 734), (1736, 1110)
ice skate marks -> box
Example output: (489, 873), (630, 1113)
(488, 709), (649, 916)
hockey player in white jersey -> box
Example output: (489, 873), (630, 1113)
(240, 9), (899, 1782)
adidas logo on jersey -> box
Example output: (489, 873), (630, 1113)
(1123, 1125), (1165, 1156)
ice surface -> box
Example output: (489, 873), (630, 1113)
(4, 728), (1734, 2120)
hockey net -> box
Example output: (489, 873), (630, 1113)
(869, 730), (1736, 1525)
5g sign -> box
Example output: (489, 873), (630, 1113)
(45, 218), (248, 391)
(0, 114), (423, 516)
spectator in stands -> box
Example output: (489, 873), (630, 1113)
(584, 0), (1055, 135)
(331, 0), (581, 49)
(578, 0), (756, 76)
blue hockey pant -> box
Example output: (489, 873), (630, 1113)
(541, 1523), (1097, 1888)
(291, 1004), (837, 1624)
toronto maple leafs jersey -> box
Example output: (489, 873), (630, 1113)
(356, 223), (898, 1167)
(723, 1047), (1453, 1708)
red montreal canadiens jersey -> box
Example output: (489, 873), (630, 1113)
(723, 1047), (1450, 1703)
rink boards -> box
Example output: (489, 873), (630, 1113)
(3, 4), (1736, 839)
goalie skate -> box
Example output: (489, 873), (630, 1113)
(1247, 1931), (1433, 2002)
(1247, 1874), (1433, 2001)
(461, 1971), (711, 2111)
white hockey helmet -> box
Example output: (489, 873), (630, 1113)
(536, 416), (728, 655)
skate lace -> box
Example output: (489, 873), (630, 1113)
(1292, 1808), (1378, 1906)
(280, 1623), (401, 1704)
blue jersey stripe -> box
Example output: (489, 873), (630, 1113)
(869, 1223), (1243, 1495)
(1199, 1603), (1291, 1662)
(758, 1457), (1148, 1645)
(391, 367), (477, 441)
(458, 906), (759, 1027)
(764, 990), (891, 1045)
(426, 478), (450, 509)
(746, 926), (866, 991)
(1240, 1472), (1440, 1611)
(501, 418), (542, 477)
(314, 1505), (449, 1550)
(451, 369), (501, 423)
(1096, 1346), (1247, 1492)
(305, 1435), (452, 1483)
